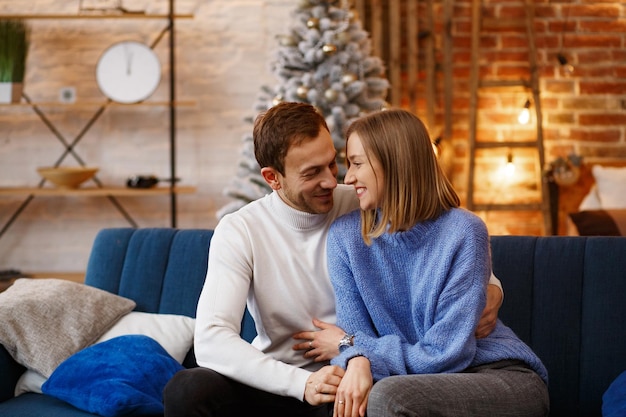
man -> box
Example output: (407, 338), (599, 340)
(163, 102), (503, 417)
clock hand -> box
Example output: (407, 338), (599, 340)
(123, 44), (133, 75)
(127, 52), (133, 75)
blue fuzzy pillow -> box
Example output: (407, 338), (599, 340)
(604, 370), (626, 417)
(42, 335), (184, 417)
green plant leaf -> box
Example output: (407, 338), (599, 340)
(0, 19), (30, 82)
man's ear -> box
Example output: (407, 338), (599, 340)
(261, 167), (281, 190)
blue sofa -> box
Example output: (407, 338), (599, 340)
(0, 228), (625, 416)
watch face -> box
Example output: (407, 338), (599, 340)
(338, 334), (353, 352)
(96, 41), (161, 104)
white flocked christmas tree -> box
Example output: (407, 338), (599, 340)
(217, 0), (389, 219)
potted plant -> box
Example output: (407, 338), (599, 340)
(0, 19), (30, 103)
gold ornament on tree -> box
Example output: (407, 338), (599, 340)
(322, 44), (338, 55)
(307, 17), (320, 29)
(296, 85), (309, 99)
(342, 72), (357, 85)
(324, 89), (339, 102)
(272, 94), (284, 106)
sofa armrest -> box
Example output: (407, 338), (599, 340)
(0, 344), (25, 403)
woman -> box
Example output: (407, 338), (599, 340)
(326, 109), (549, 417)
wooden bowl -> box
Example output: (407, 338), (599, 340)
(37, 166), (99, 189)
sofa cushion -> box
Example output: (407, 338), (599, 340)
(592, 165), (626, 209)
(96, 311), (195, 364)
(603, 370), (626, 417)
(0, 392), (98, 417)
(14, 370), (46, 396)
(0, 278), (135, 378)
(42, 335), (183, 417)
(569, 209), (626, 236)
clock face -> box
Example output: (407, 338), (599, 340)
(96, 41), (161, 104)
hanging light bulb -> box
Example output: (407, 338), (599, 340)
(431, 136), (442, 158)
(505, 151), (516, 178)
(557, 53), (575, 75)
(518, 99), (531, 125)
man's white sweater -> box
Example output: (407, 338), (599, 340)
(194, 185), (359, 401)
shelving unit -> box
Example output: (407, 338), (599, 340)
(0, 1), (195, 239)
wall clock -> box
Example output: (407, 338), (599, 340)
(96, 41), (161, 104)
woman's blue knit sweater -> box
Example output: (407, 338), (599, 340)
(327, 208), (548, 384)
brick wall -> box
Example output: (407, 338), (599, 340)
(441, 0), (626, 235)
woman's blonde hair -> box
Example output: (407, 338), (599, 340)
(345, 109), (460, 244)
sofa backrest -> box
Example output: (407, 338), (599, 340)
(491, 235), (626, 417)
(84, 228), (257, 343)
(85, 228), (211, 317)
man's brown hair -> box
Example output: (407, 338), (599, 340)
(253, 102), (330, 175)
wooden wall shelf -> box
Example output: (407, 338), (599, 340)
(0, 14), (193, 19)
(0, 101), (195, 108)
(0, 186), (196, 197)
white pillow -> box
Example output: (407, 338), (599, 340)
(14, 312), (195, 396)
(579, 185), (602, 211)
(96, 311), (195, 364)
(14, 370), (46, 396)
(592, 165), (626, 209)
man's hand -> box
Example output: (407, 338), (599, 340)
(304, 365), (345, 405)
(475, 283), (503, 338)
(293, 318), (345, 362)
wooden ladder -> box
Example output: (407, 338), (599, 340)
(466, 0), (552, 235)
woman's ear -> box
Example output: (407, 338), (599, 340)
(261, 167), (281, 190)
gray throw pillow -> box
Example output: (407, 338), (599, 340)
(0, 278), (135, 377)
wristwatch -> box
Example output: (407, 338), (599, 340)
(338, 333), (354, 352)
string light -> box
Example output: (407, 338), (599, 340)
(518, 99), (531, 125)
(432, 136), (442, 157)
(557, 53), (575, 74)
(556, 2), (575, 76)
(504, 151), (516, 178)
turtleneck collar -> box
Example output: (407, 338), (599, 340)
(268, 190), (332, 231)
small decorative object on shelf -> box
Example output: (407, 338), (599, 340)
(126, 175), (180, 189)
(547, 153), (583, 187)
(127, 175), (158, 189)
(37, 166), (99, 189)
(0, 19), (30, 103)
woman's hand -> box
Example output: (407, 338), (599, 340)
(333, 356), (372, 417)
(293, 318), (346, 362)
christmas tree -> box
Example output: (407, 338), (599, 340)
(217, 0), (389, 219)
